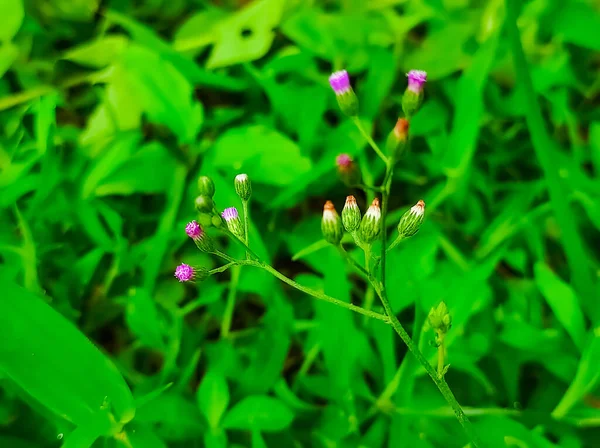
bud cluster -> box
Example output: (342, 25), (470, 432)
(428, 301), (452, 340)
(175, 173), (254, 282)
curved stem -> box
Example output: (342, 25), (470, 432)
(242, 200), (250, 259)
(437, 335), (446, 377)
(238, 260), (390, 324)
(352, 117), (388, 164)
(338, 245), (369, 279)
(221, 265), (241, 338)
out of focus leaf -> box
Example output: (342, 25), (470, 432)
(197, 371), (230, 429)
(0, 0), (24, 42)
(534, 262), (586, 351)
(222, 395), (294, 432)
(0, 280), (135, 427)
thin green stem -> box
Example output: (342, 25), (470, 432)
(237, 260), (390, 324)
(358, 136), (482, 444)
(212, 249), (236, 263)
(373, 286), (482, 447)
(221, 265), (241, 338)
(242, 200), (250, 259)
(437, 335), (446, 378)
(221, 227), (260, 260)
(352, 117), (388, 164)
(338, 245), (369, 279)
(387, 234), (405, 253)
(209, 262), (237, 275)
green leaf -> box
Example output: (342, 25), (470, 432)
(206, 0), (284, 68)
(534, 262), (586, 351)
(0, 0), (24, 42)
(124, 288), (165, 349)
(554, 2), (600, 51)
(210, 125), (312, 187)
(197, 371), (230, 429)
(62, 35), (129, 68)
(95, 142), (178, 196)
(0, 280), (135, 427)
(0, 42), (19, 77)
(118, 44), (203, 143)
(222, 395), (294, 432)
(553, 328), (600, 418)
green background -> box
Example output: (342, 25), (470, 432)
(1, 0), (599, 447)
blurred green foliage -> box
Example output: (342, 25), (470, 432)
(1, 0), (600, 447)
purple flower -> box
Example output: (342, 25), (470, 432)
(174, 263), (195, 282)
(329, 70), (351, 95)
(185, 220), (203, 240)
(221, 207), (239, 222)
(406, 70), (427, 94)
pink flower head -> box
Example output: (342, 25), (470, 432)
(336, 153), (353, 171)
(221, 207), (239, 222)
(329, 70), (351, 95)
(406, 70), (427, 93)
(174, 263), (195, 282)
(185, 220), (203, 240)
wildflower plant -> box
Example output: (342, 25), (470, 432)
(174, 70), (482, 447)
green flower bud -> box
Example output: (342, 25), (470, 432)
(197, 176), (215, 198)
(212, 215), (224, 228)
(359, 198), (381, 244)
(195, 195), (214, 213)
(385, 118), (409, 163)
(397, 200), (425, 238)
(321, 201), (343, 245)
(341, 195), (361, 232)
(428, 301), (451, 335)
(234, 173), (252, 202)
(198, 213), (213, 228)
(222, 207), (244, 240)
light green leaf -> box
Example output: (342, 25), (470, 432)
(94, 142), (178, 196)
(534, 262), (586, 351)
(211, 125), (311, 187)
(63, 35), (129, 68)
(197, 371), (230, 429)
(206, 0), (284, 69)
(222, 395), (294, 432)
(119, 44), (203, 143)
(553, 328), (600, 418)
(125, 289), (165, 349)
(0, 42), (19, 77)
(0, 280), (135, 427)
(0, 0), (24, 42)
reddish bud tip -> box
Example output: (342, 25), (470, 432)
(393, 118), (410, 140)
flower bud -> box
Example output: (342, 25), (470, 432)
(336, 153), (361, 187)
(428, 301), (451, 335)
(197, 176), (215, 198)
(234, 173), (252, 202)
(174, 263), (208, 283)
(185, 220), (214, 253)
(329, 70), (358, 117)
(359, 198), (381, 244)
(385, 118), (409, 163)
(397, 200), (425, 238)
(341, 195), (361, 232)
(321, 201), (343, 245)
(195, 195), (214, 213)
(402, 70), (427, 118)
(222, 207), (244, 239)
